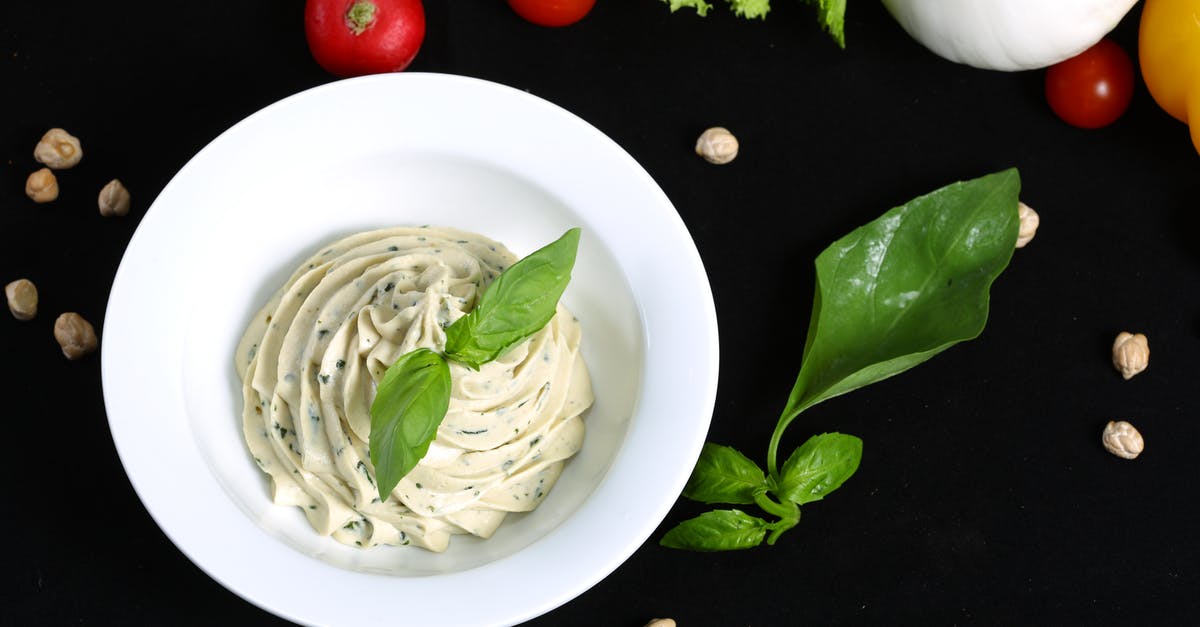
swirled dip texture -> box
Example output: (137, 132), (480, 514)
(235, 226), (593, 551)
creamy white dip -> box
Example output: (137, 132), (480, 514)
(235, 226), (593, 551)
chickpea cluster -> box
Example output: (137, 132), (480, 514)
(1102, 331), (1151, 460)
(8, 127), (128, 360)
(5, 277), (99, 360)
(23, 127), (132, 218)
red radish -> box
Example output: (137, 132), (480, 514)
(305, 0), (426, 77)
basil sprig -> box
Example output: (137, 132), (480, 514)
(367, 228), (581, 502)
(663, 169), (1021, 551)
(661, 435), (861, 551)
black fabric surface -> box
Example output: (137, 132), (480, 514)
(2, 2), (1198, 625)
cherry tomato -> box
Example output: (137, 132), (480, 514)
(305, 0), (425, 77)
(1044, 39), (1135, 129)
(507, 0), (596, 27)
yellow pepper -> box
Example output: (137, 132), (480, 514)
(1139, 0), (1200, 155)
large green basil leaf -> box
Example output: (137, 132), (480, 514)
(682, 443), (767, 505)
(444, 228), (581, 370)
(781, 169), (1020, 421)
(778, 433), (862, 505)
(369, 348), (451, 502)
(659, 509), (769, 551)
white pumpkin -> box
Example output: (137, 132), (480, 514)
(881, 0), (1140, 71)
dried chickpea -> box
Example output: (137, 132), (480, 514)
(695, 127), (738, 164)
(98, 179), (131, 217)
(1016, 201), (1039, 248)
(25, 168), (59, 203)
(1102, 420), (1144, 460)
(5, 279), (38, 321)
(34, 128), (83, 169)
(54, 312), (98, 360)
(1111, 332), (1149, 380)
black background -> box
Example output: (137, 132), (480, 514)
(3, 1), (1199, 625)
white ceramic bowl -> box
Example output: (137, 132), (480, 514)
(102, 73), (718, 626)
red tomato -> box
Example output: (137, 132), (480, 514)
(1044, 39), (1134, 129)
(507, 0), (596, 27)
(305, 0), (425, 77)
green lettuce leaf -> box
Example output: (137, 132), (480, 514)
(805, 0), (846, 48)
(729, 0), (770, 19)
(663, 0), (714, 16)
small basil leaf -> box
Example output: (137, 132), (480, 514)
(368, 348), (451, 502)
(682, 443), (767, 505)
(778, 433), (862, 505)
(444, 228), (581, 369)
(659, 509), (768, 552)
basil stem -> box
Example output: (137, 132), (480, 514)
(662, 169), (1022, 552)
